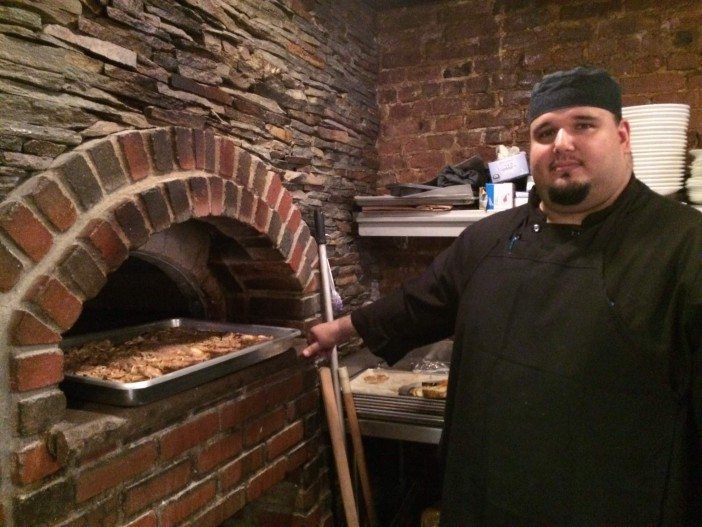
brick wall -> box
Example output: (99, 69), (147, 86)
(376, 0), (702, 188)
(12, 350), (325, 527)
(1, 127), (331, 526)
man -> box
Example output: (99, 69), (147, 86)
(303, 67), (702, 525)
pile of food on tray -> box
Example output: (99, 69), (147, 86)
(404, 379), (448, 399)
(64, 327), (273, 383)
(350, 368), (448, 400)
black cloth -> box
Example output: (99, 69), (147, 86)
(352, 177), (702, 525)
(424, 155), (490, 190)
(528, 67), (622, 123)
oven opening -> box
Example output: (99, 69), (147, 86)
(64, 254), (206, 336)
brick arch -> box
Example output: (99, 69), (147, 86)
(0, 127), (318, 350)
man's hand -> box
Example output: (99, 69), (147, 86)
(301, 315), (358, 358)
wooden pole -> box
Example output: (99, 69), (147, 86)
(340, 367), (378, 527)
(319, 366), (360, 527)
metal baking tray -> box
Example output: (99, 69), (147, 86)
(59, 318), (301, 407)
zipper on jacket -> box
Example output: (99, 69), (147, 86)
(507, 233), (521, 253)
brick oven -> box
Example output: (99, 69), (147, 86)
(0, 0), (379, 524)
(0, 128), (332, 526)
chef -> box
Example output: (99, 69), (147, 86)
(303, 67), (702, 525)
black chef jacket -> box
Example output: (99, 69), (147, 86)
(352, 177), (702, 525)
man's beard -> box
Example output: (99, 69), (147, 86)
(547, 180), (591, 206)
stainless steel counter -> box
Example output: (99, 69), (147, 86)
(341, 341), (451, 445)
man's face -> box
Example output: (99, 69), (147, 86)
(529, 106), (632, 216)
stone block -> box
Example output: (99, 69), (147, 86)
(13, 478), (73, 527)
(171, 74), (233, 105)
(148, 128), (174, 173)
(165, 179), (191, 223)
(88, 140), (129, 192)
(30, 177), (77, 232)
(118, 132), (150, 181)
(264, 176), (283, 208)
(254, 202), (271, 233)
(219, 138), (236, 178)
(188, 488), (246, 527)
(266, 421), (304, 461)
(25, 275), (81, 331)
(49, 413), (127, 466)
(250, 162), (269, 196)
(246, 457), (287, 502)
(59, 154), (103, 210)
(0, 201), (53, 262)
(0, 240), (23, 292)
(223, 181), (241, 216)
(123, 461), (191, 515)
(277, 191), (293, 223)
(10, 311), (60, 347)
(189, 177), (210, 217)
(160, 479), (217, 526)
(74, 442), (158, 503)
(17, 388), (66, 436)
(204, 129), (216, 173)
(195, 432), (243, 474)
(159, 411), (219, 462)
(235, 149), (251, 186)
(209, 176), (224, 216)
(193, 129), (206, 170)
(13, 440), (62, 485)
(123, 512), (158, 527)
(174, 126), (195, 170)
(243, 407), (287, 448)
(240, 189), (255, 222)
(59, 244), (106, 299)
(23, 139), (67, 157)
(10, 348), (63, 391)
(113, 200), (150, 247)
(81, 219), (129, 272)
(139, 186), (172, 232)
(267, 211), (282, 245)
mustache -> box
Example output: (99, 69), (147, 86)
(549, 156), (583, 170)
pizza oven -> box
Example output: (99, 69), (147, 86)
(0, 128), (332, 527)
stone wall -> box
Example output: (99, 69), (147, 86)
(376, 0), (702, 187)
(0, 1), (379, 526)
(0, 0), (379, 314)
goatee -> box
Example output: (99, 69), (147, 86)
(547, 181), (591, 205)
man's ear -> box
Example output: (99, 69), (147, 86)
(618, 119), (631, 153)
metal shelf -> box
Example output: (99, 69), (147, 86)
(356, 205), (702, 237)
(356, 209), (492, 237)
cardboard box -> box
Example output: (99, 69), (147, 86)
(488, 152), (529, 183)
(486, 183), (514, 210)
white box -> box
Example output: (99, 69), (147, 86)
(488, 152), (529, 183)
(514, 191), (529, 207)
(486, 183), (514, 210)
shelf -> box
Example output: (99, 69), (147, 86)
(357, 204), (702, 237)
(356, 209), (493, 237)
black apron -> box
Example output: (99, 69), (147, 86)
(440, 220), (685, 526)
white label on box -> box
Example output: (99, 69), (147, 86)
(486, 183), (514, 210)
(488, 152), (529, 183)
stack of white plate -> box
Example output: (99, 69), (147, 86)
(686, 149), (702, 204)
(622, 103), (689, 195)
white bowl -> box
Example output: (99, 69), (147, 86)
(626, 116), (689, 123)
(634, 159), (686, 165)
(623, 103), (690, 113)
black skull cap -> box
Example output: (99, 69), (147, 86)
(528, 66), (622, 123)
